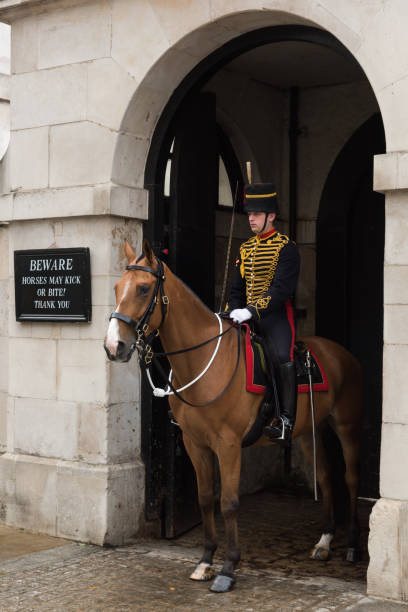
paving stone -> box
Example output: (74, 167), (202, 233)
(0, 491), (405, 610)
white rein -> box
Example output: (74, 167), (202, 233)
(146, 313), (223, 398)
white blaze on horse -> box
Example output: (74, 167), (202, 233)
(104, 240), (363, 593)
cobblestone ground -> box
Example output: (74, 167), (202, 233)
(0, 491), (406, 611)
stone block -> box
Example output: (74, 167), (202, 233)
(13, 455), (57, 535)
(0, 279), (8, 336)
(0, 150), (11, 197)
(0, 101), (10, 162)
(149, 0), (210, 46)
(11, 64), (87, 130)
(0, 392), (7, 450)
(78, 402), (107, 463)
(9, 218), (55, 253)
(10, 127), (48, 191)
(0, 336), (8, 393)
(30, 323), (60, 340)
(0, 453), (16, 515)
(385, 192), (408, 265)
(105, 461), (145, 545)
(12, 187), (97, 221)
(384, 305), (408, 345)
(11, 15), (38, 74)
(107, 360), (139, 405)
(111, 0), (169, 83)
(38, 1), (111, 70)
(50, 122), (115, 188)
(9, 337), (56, 399)
(56, 461), (107, 543)
(110, 185), (148, 220)
(57, 339), (107, 403)
(380, 422), (408, 500)
(378, 76), (408, 153)
(384, 265), (408, 305)
(78, 305), (111, 341)
(91, 275), (119, 308)
(0, 226), (9, 279)
(383, 344), (408, 425)
(6, 396), (14, 453)
(367, 498), (408, 602)
(374, 152), (398, 193)
(87, 59), (136, 131)
(13, 397), (78, 460)
(111, 133), (149, 189)
(120, 86), (165, 139)
(8, 308), (32, 339)
(107, 401), (139, 463)
(0, 194), (12, 222)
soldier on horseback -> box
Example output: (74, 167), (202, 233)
(227, 183), (300, 445)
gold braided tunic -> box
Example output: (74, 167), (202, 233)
(239, 231), (289, 316)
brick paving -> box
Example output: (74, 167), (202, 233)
(0, 491), (406, 611)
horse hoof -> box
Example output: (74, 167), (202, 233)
(190, 562), (215, 581)
(345, 547), (361, 563)
(209, 573), (236, 593)
(310, 547), (330, 561)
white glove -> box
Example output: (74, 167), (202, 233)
(230, 308), (252, 324)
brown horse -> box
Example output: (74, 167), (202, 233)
(104, 240), (363, 593)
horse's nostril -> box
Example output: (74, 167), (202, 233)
(117, 341), (125, 357)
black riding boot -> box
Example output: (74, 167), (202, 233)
(263, 361), (297, 446)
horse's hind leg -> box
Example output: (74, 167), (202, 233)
(335, 422), (361, 562)
(183, 436), (217, 581)
(210, 441), (242, 593)
(298, 428), (336, 561)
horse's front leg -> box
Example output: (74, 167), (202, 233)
(183, 435), (217, 582)
(210, 441), (242, 593)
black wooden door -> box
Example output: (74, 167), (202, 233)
(316, 114), (385, 499)
(142, 92), (218, 538)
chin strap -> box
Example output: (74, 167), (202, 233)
(259, 212), (268, 234)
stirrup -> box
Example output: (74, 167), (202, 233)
(263, 416), (291, 444)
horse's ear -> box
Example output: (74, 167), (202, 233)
(124, 241), (136, 264)
(142, 238), (154, 265)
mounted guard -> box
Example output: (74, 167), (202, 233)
(227, 181), (300, 445)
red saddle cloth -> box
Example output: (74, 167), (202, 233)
(243, 324), (329, 394)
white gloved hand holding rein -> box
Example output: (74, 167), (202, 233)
(230, 308), (252, 324)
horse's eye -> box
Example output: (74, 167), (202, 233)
(138, 285), (149, 296)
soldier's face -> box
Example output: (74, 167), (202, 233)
(248, 212), (276, 234)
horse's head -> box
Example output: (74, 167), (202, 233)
(104, 239), (163, 362)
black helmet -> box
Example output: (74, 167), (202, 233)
(243, 183), (279, 214)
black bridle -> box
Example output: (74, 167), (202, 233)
(109, 257), (168, 364)
(109, 256), (242, 407)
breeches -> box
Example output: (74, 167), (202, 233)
(257, 301), (295, 364)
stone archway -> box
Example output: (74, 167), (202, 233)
(109, 3), (406, 602)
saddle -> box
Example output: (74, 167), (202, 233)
(242, 328), (328, 447)
(243, 326), (328, 394)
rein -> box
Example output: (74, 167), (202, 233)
(110, 256), (242, 408)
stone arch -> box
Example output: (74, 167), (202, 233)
(111, 3), (394, 197)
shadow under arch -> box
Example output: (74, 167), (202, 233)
(316, 112), (385, 500)
(139, 21), (386, 537)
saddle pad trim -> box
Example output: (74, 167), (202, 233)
(297, 348), (329, 393)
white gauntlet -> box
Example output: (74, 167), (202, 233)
(230, 308), (252, 324)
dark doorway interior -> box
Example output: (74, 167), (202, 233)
(316, 113), (385, 499)
(141, 26), (384, 538)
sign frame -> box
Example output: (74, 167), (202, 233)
(14, 247), (92, 323)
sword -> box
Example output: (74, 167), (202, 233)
(306, 350), (318, 502)
(218, 181), (239, 312)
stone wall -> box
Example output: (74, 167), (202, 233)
(0, 0), (406, 600)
